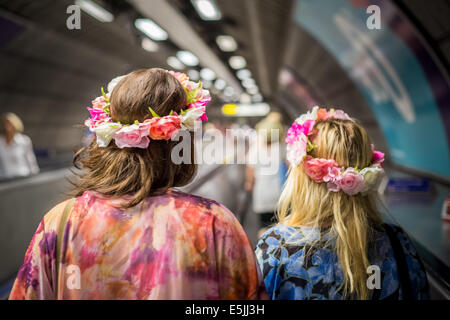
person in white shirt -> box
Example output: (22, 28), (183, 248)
(245, 112), (286, 238)
(0, 112), (39, 180)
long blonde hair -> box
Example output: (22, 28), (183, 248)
(277, 118), (383, 300)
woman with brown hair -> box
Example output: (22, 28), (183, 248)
(9, 68), (266, 300)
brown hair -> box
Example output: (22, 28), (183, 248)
(71, 68), (197, 208)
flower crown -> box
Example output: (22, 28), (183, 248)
(286, 106), (385, 195)
(84, 70), (211, 149)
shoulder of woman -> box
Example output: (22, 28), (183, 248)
(384, 223), (422, 258)
(42, 199), (75, 232)
(14, 133), (31, 145)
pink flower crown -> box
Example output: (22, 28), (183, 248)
(286, 106), (385, 195)
(84, 71), (211, 149)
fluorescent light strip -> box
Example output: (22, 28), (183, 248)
(229, 56), (246, 70)
(191, 0), (222, 21)
(141, 38), (159, 52)
(76, 0), (114, 22)
(216, 35), (237, 52)
(167, 56), (185, 70)
(135, 18), (168, 41)
(176, 51), (199, 67)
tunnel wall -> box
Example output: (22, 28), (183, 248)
(294, 0), (450, 180)
(0, 169), (71, 285)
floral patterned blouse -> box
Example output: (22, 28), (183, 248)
(9, 190), (267, 300)
(255, 224), (430, 300)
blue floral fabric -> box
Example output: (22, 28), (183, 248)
(255, 224), (430, 300)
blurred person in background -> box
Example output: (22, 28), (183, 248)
(245, 112), (285, 239)
(9, 68), (266, 300)
(0, 112), (39, 180)
(255, 107), (429, 300)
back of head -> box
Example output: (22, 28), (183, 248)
(1, 112), (24, 134)
(72, 68), (197, 208)
(279, 107), (385, 299)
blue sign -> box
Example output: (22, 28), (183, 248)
(294, 0), (450, 179)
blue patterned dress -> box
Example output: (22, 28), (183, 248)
(255, 224), (429, 300)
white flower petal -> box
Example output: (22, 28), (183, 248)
(107, 75), (126, 94)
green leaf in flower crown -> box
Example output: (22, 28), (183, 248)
(102, 102), (111, 115)
(148, 107), (160, 118)
(306, 141), (315, 153)
(169, 110), (174, 116)
(101, 87), (109, 103)
(180, 109), (187, 116)
(134, 120), (139, 125)
(186, 81), (202, 105)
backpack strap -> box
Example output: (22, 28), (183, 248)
(56, 198), (75, 286)
(384, 223), (413, 300)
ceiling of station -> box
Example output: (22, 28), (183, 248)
(1, 0), (449, 155)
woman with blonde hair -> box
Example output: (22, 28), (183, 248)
(0, 112), (39, 179)
(255, 107), (429, 300)
(9, 68), (266, 300)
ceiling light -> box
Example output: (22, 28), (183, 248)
(236, 69), (251, 80)
(224, 86), (235, 96)
(229, 56), (246, 70)
(214, 79), (227, 90)
(200, 68), (216, 81)
(252, 94), (263, 103)
(141, 37), (159, 52)
(167, 56), (185, 70)
(240, 93), (252, 104)
(75, 0), (114, 22)
(242, 78), (255, 88)
(247, 86), (259, 95)
(187, 69), (200, 81)
(135, 18), (168, 41)
(176, 50), (199, 66)
(191, 0), (222, 21)
(216, 35), (237, 52)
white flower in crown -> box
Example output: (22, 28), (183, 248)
(286, 132), (308, 166)
(295, 106), (319, 125)
(107, 75), (126, 94)
(181, 107), (205, 130)
(360, 165), (385, 193)
(92, 122), (121, 147)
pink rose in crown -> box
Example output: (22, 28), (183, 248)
(168, 71), (189, 86)
(188, 96), (210, 122)
(145, 116), (182, 140)
(335, 168), (365, 195)
(328, 109), (352, 121)
(286, 122), (302, 144)
(91, 96), (108, 109)
(324, 166), (344, 192)
(114, 123), (150, 149)
(372, 151), (385, 165)
(86, 107), (109, 129)
(286, 120), (315, 145)
(303, 156), (340, 183)
(371, 145), (385, 165)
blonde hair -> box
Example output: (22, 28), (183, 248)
(2, 112), (24, 133)
(277, 118), (383, 300)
